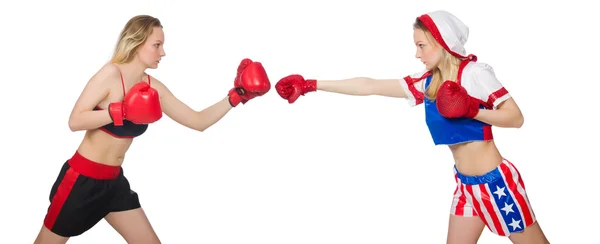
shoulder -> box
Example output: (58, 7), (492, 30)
(401, 69), (432, 91)
(97, 63), (122, 80)
(464, 62), (498, 79)
(460, 61), (500, 89)
(147, 74), (172, 98)
(461, 61), (511, 107)
(82, 63), (122, 94)
(400, 69), (432, 106)
(148, 74), (166, 88)
(403, 69), (432, 84)
(87, 63), (122, 86)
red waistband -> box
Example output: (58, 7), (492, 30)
(67, 151), (121, 180)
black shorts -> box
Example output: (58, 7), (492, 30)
(43, 151), (141, 237)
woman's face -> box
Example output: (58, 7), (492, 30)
(413, 28), (442, 70)
(137, 27), (166, 69)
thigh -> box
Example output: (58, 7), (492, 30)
(34, 225), (69, 244)
(43, 161), (112, 237)
(105, 172), (159, 243)
(447, 215), (485, 244)
(105, 208), (160, 244)
(508, 221), (550, 244)
(108, 171), (141, 212)
(448, 181), (485, 244)
(457, 159), (538, 237)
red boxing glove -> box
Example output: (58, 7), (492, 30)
(228, 58), (271, 107)
(122, 82), (162, 124)
(275, 74), (317, 104)
(436, 80), (481, 119)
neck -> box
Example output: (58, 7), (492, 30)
(437, 63), (459, 82)
(439, 69), (452, 81)
(115, 60), (148, 85)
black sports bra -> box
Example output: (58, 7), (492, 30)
(94, 73), (151, 139)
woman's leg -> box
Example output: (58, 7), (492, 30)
(498, 159), (550, 244)
(507, 220), (549, 244)
(33, 225), (69, 244)
(36, 154), (122, 243)
(446, 215), (485, 244)
(454, 159), (549, 243)
(105, 208), (161, 244)
(105, 168), (160, 244)
(447, 171), (486, 244)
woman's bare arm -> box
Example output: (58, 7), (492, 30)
(68, 63), (119, 131)
(151, 78), (233, 132)
(474, 98), (524, 128)
(316, 78), (408, 98)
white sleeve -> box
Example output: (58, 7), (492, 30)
(469, 63), (511, 108)
(399, 70), (430, 107)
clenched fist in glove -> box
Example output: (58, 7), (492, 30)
(275, 74), (317, 103)
(436, 80), (482, 119)
(228, 58), (271, 107)
(109, 82), (163, 126)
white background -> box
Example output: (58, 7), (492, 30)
(1, 0), (598, 243)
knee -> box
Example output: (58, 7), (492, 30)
(125, 236), (161, 244)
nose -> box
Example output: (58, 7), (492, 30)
(415, 48), (421, 59)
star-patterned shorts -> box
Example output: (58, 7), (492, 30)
(450, 158), (537, 237)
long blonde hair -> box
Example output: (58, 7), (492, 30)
(413, 18), (462, 101)
(111, 15), (162, 64)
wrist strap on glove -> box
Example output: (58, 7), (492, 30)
(109, 102), (124, 126)
(228, 88), (243, 107)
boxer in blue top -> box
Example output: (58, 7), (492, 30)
(274, 10), (549, 244)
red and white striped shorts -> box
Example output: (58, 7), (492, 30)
(450, 158), (537, 236)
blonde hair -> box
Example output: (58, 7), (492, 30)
(413, 18), (462, 101)
(111, 15), (163, 64)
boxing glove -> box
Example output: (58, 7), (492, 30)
(109, 82), (162, 125)
(436, 80), (481, 119)
(228, 58), (271, 107)
(275, 74), (317, 104)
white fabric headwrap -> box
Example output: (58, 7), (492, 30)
(418, 10), (476, 61)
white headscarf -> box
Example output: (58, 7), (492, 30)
(418, 10), (476, 62)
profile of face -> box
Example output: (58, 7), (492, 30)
(137, 27), (166, 69)
(413, 28), (442, 70)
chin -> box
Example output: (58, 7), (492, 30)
(426, 63), (439, 71)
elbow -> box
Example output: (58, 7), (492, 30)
(189, 120), (207, 132)
(190, 116), (207, 132)
(68, 117), (83, 132)
(196, 116), (210, 132)
(516, 117), (524, 128)
(68, 121), (79, 132)
(195, 122), (212, 132)
(192, 124), (208, 132)
(513, 114), (524, 128)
